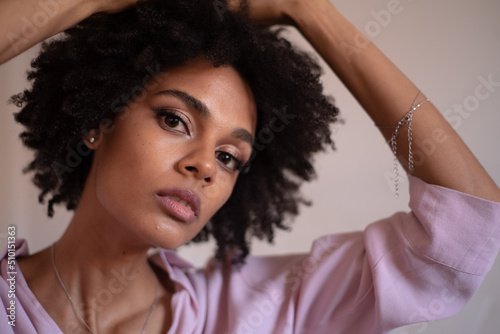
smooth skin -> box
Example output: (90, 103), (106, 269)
(0, 0), (138, 64)
(3, 0), (500, 333)
(18, 59), (257, 333)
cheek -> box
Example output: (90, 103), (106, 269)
(92, 131), (167, 220)
(206, 169), (233, 198)
(202, 173), (237, 217)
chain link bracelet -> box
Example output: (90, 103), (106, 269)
(376, 91), (430, 198)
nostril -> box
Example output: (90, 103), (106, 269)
(183, 164), (213, 183)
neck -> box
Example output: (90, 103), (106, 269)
(49, 182), (165, 331)
(55, 198), (153, 284)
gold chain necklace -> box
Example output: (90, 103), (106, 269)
(51, 244), (160, 334)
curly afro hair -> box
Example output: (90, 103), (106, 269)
(12, 0), (338, 264)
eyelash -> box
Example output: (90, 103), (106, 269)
(216, 151), (247, 174)
(153, 108), (249, 173)
(154, 108), (190, 135)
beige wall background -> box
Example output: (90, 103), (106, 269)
(1, 0), (499, 333)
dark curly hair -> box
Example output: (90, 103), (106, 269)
(12, 0), (338, 264)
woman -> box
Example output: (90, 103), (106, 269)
(1, 0), (499, 333)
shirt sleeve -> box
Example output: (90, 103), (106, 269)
(230, 176), (500, 334)
(0, 240), (63, 334)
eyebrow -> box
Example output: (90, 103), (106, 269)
(231, 128), (254, 146)
(155, 89), (210, 119)
(154, 89), (254, 146)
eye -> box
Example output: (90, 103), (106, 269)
(216, 151), (247, 173)
(164, 114), (181, 128)
(154, 108), (190, 135)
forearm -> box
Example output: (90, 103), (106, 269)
(288, 0), (500, 201)
(0, 0), (97, 64)
(0, 0), (137, 65)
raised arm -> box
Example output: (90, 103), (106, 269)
(268, 0), (499, 202)
(0, 0), (137, 65)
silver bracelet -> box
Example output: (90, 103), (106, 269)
(377, 91), (430, 198)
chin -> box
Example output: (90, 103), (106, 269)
(137, 216), (204, 250)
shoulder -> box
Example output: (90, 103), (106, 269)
(1, 240), (54, 304)
(14, 246), (51, 287)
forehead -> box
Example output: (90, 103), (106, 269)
(149, 59), (257, 135)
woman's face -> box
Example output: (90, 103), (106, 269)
(87, 59), (257, 249)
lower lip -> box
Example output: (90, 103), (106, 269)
(156, 195), (196, 223)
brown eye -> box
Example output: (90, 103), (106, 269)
(218, 152), (233, 164)
(216, 151), (243, 173)
(153, 108), (189, 135)
(164, 114), (181, 128)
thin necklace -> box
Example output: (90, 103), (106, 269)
(51, 243), (161, 334)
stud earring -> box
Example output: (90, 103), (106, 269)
(89, 137), (95, 144)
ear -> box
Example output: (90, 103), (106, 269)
(82, 129), (101, 149)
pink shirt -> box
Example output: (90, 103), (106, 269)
(2, 176), (500, 333)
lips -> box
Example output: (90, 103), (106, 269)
(156, 188), (201, 223)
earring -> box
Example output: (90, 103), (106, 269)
(89, 137), (95, 144)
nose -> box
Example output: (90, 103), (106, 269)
(178, 144), (216, 184)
